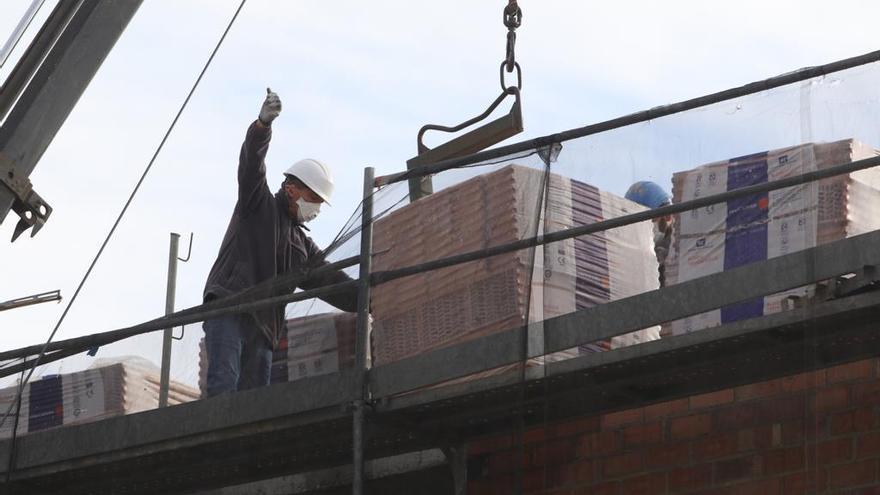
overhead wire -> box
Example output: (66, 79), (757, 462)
(2, 0), (249, 482)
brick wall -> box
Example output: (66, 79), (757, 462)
(467, 359), (880, 494)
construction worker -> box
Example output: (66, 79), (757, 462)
(202, 89), (357, 397)
(625, 181), (673, 287)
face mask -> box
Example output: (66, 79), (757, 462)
(295, 197), (321, 223)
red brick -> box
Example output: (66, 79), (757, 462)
(756, 395), (807, 423)
(469, 475), (515, 495)
(763, 446), (805, 475)
(645, 443), (690, 469)
(523, 426), (546, 444)
(487, 450), (516, 474)
(781, 419), (826, 445)
(668, 464), (712, 493)
(541, 438), (579, 466)
(576, 431), (620, 458)
(826, 359), (875, 383)
(737, 424), (775, 451)
(602, 451), (642, 478)
(857, 432), (880, 459)
(714, 403), (760, 430)
(620, 472), (666, 495)
(622, 421), (663, 447)
(734, 371), (824, 401)
(573, 481), (619, 495)
(853, 382), (880, 405)
(735, 380), (782, 401)
(692, 432), (739, 460)
(786, 369), (827, 391)
(782, 469), (828, 494)
(690, 389), (735, 409)
(572, 459), (594, 483)
(545, 463), (575, 488)
(520, 468), (544, 493)
(831, 407), (877, 436)
(644, 398), (689, 420)
(827, 459), (877, 489)
(467, 478), (493, 495)
(550, 416), (601, 438)
(601, 408), (643, 429)
(812, 385), (850, 414)
(670, 413), (712, 440)
(714, 455), (761, 484)
(815, 437), (853, 466)
(780, 421), (805, 445)
(729, 478), (782, 495)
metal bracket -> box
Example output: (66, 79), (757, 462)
(0, 153), (51, 241)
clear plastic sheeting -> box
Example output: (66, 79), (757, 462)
(373, 61), (880, 366)
(369, 163), (661, 388)
(0, 356), (197, 439)
(665, 139), (880, 335)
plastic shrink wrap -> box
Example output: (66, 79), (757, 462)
(665, 139), (880, 335)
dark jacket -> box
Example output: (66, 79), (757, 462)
(204, 120), (358, 347)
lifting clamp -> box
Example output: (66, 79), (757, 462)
(405, 1), (525, 202)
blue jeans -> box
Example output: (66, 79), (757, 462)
(204, 314), (272, 397)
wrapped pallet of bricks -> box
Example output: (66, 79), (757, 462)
(665, 139), (880, 336)
(371, 164), (660, 379)
(199, 312), (358, 396)
(0, 357), (199, 439)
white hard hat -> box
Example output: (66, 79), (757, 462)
(285, 158), (334, 205)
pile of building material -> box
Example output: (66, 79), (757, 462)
(665, 139), (880, 335)
(371, 164), (660, 371)
(198, 312), (357, 395)
(0, 357), (198, 439)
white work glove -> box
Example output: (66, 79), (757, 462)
(258, 87), (281, 125)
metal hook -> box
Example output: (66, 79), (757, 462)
(177, 232), (194, 262)
(172, 325), (185, 341)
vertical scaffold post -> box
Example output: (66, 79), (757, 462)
(353, 166), (375, 495)
(159, 232), (180, 408)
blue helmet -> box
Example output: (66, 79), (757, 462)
(625, 181), (671, 209)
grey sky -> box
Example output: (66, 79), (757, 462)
(1, 0), (879, 387)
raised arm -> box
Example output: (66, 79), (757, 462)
(237, 89), (281, 211)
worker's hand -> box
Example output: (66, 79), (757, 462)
(258, 87), (281, 125)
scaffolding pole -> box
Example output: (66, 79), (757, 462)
(353, 166), (375, 495)
(158, 233), (180, 408)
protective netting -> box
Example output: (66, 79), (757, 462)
(2, 58), (880, 495)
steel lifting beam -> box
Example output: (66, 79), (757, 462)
(0, 0), (142, 241)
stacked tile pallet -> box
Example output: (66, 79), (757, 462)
(665, 139), (880, 335)
(0, 357), (199, 439)
(371, 164), (660, 377)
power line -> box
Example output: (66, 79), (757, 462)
(2, 0), (249, 482)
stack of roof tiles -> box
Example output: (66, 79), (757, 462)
(666, 139), (880, 335)
(0, 357), (199, 438)
(371, 164), (660, 369)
